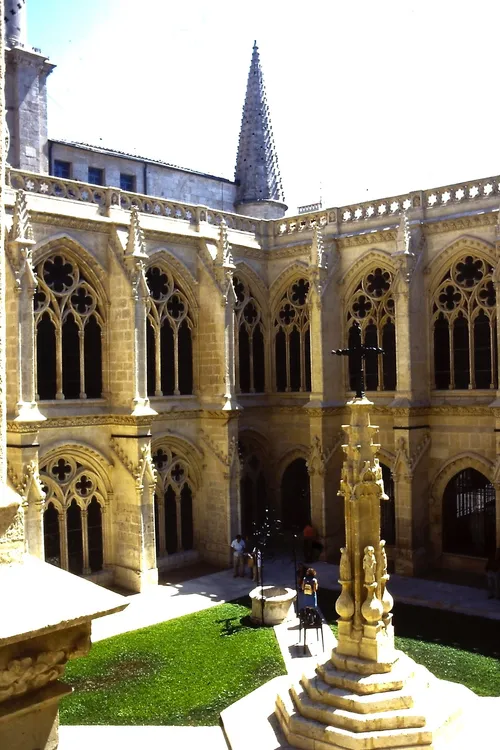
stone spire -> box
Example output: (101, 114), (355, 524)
(5, 0), (27, 47)
(234, 41), (287, 220)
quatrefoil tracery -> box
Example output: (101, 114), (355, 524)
(34, 255), (102, 328)
(232, 276), (263, 333)
(153, 447), (192, 493)
(274, 278), (310, 333)
(146, 266), (191, 330)
(433, 256), (496, 323)
(347, 267), (395, 330)
(40, 456), (105, 511)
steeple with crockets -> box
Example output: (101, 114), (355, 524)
(234, 41), (287, 220)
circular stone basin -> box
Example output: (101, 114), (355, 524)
(249, 585), (296, 626)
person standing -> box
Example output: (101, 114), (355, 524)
(301, 567), (319, 608)
(230, 534), (246, 578)
(303, 522), (316, 562)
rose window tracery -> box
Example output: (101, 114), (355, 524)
(346, 266), (396, 391)
(146, 266), (193, 397)
(232, 275), (265, 393)
(274, 278), (311, 392)
(34, 254), (104, 400)
(432, 255), (497, 389)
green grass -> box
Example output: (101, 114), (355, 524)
(318, 589), (500, 697)
(60, 601), (285, 726)
(61, 591), (500, 727)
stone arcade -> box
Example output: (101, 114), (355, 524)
(2, 0), (500, 594)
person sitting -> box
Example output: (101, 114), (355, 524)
(301, 567), (318, 608)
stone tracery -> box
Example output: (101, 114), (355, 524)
(273, 277), (311, 392)
(153, 446), (194, 555)
(233, 275), (265, 393)
(345, 266), (396, 391)
(432, 254), (497, 389)
(40, 455), (106, 575)
(34, 254), (104, 400)
(146, 265), (193, 396)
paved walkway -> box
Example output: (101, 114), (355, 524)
(92, 557), (500, 642)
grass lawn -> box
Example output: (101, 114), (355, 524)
(319, 589), (500, 698)
(60, 591), (500, 727)
(60, 601), (285, 726)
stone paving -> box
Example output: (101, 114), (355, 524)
(92, 558), (500, 643)
(61, 560), (500, 749)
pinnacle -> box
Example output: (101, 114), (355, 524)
(234, 42), (285, 206)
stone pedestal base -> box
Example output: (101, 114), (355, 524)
(0, 681), (71, 750)
(276, 649), (473, 749)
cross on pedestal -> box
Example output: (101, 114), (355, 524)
(333, 321), (384, 398)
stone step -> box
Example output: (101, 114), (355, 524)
(317, 653), (419, 696)
(301, 673), (419, 714)
(290, 684), (427, 733)
(276, 690), (433, 750)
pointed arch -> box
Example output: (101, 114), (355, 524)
(146, 248), (199, 316)
(32, 234), (108, 304)
(269, 262), (309, 312)
(39, 443), (111, 576)
(431, 452), (494, 502)
(340, 249), (396, 300)
(426, 236), (495, 291)
(233, 261), (269, 315)
(271, 273), (311, 393)
(238, 428), (271, 534)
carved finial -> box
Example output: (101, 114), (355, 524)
(396, 211), (412, 255)
(217, 219), (234, 269)
(125, 206), (147, 258)
(311, 223), (327, 269)
(11, 190), (34, 245)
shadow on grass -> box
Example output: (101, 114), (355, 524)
(318, 588), (500, 658)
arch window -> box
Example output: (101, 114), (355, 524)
(41, 456), (106, 575)
(233, 276), (265, 393)
(432, 256), (497, 389)
(443, 468), (495, 557)
(239, 441), (267, 535)
(346, 267), (396, 391)
(274, 278), (311, 392)
(34, 255), (104, 400)
(153, 447), (194, 556)
(146, 266), (193, 396)
(380, 463), (396, 545)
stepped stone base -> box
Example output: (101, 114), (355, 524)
(275, 649), (474, 750)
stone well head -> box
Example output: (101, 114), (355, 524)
(249, 585), (296, 626)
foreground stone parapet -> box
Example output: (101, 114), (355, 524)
(0, 555), (128, 750)
(249, 585), (296, 626)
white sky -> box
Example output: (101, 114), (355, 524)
(28, 0), (500, 215)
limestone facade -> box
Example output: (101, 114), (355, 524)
(3, 172), (500, 591)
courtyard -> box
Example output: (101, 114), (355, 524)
(57, 558), (500, 745)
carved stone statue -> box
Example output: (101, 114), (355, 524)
(363, 545), (377, 585)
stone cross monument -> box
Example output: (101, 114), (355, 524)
(275, 340), (477, 749)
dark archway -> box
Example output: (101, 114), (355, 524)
(67, 499), (83, 575)
(87, 497), (103, 572)
(43, 502), (60, 567)
(443, 468), (495, 557)
(281, 458), (310, 531)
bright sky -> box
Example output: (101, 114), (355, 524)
(28, 0), (500, 215)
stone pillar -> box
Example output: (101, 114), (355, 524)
(5, 0), (26, 47)
(110, 424), (157, 592)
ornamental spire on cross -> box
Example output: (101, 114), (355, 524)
(333, 321), (384, 398)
